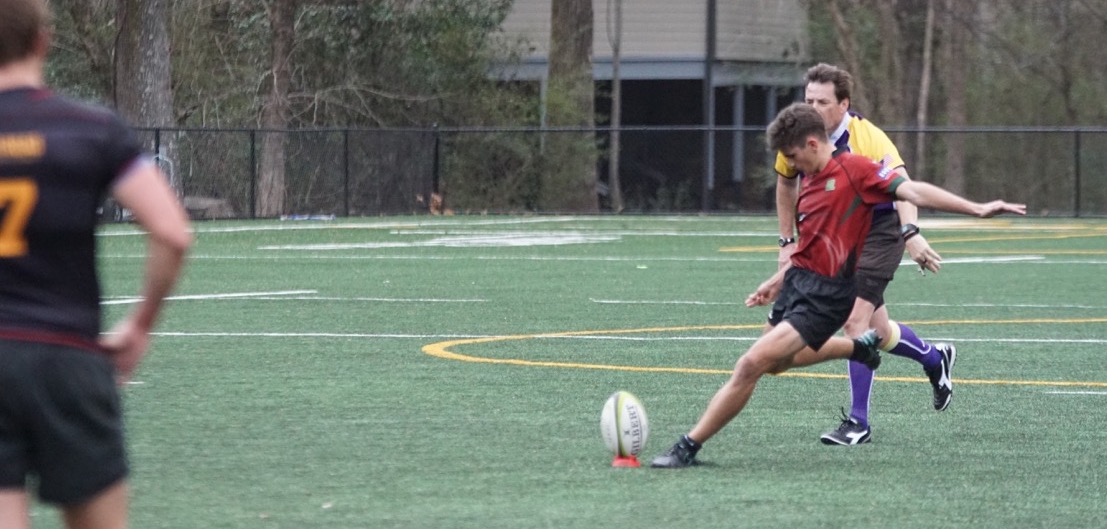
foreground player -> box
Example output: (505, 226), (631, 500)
(651, 103), (1024, 468)
(0, 1), (192, 527)
(776, 64), (956, 445)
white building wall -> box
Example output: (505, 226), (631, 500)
(500, 0), (807, 62)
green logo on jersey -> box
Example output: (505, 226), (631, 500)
(825, 179), (836, 191)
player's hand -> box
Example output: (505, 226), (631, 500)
(99, 316), (152, 385)
(905, 235), (941, 274)
(977, 200), (1027, 218)
(746, 271), (785, 307)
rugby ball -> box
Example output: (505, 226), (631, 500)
(600, 390), (649, 457)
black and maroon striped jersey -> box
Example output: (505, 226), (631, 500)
(0, 87), (144, 342)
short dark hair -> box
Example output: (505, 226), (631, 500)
(767, 103), (828, 152)
(0, 0), (50, 68)
(805, 63), (852, 104)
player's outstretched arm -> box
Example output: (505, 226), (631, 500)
(894, 180), (1027, 218)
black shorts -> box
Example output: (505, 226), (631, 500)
(767, 267), (857, 351)
(854, 210), (906, 308)
(0, 339), (128, 505)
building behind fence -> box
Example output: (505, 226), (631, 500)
(132, 126), (1107, 220)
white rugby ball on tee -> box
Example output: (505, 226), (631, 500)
(600, 390), (649, 457)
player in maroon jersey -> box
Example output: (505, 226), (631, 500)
(651, 103), (1024, 468)
(0, 0), (192, 526)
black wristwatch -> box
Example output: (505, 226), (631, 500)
(778, 237), (796, 247)
(900, 223), (921, 241)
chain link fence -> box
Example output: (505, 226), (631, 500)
(130, 126), (1107, 219)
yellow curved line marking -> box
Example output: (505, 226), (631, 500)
(421, 318), (1107, 388)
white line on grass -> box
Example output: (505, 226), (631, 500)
(98, 253), (1107, 266)
(104, 292), (486, 305)
(591, 298), (1107, 311)
(102, 254), (777, 262)
(251, 296), (488, 302)
(590, 298), (745, 306)
(257, 233), (621, 250)
(899, 255), (1045, 265)
(145, 332), (1107, 345)
(893, 302), (1107, 310)
(152, 332), (497, 339)
(390, 229), (777, 237)
(101, 290), (317, 305)
(1044, 391), (1107, 395)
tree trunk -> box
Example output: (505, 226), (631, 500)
(940, 0), (971, 195)
(258, 0), (296, 217)
(546, 0), (598, 212)
(914, 0), (936, 178)
(114, 0), (176, 188)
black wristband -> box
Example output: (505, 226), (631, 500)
(900, 223), (920, 241)
(778, 237), (796, 247)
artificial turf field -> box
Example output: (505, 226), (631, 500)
(34, 215), (1107, 528)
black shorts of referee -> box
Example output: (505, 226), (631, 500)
(854, 209), (907, 309)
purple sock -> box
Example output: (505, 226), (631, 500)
(848, 360), (873, 426)
(888, 323), (940, 370)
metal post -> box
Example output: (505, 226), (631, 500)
(343, 129), (350, 217)
(609, 0), (624, 212)
(249, 130), (257, 219)
(1074, 129), (1082, 217)
(702, 0), (717, 212)
(732, 85), (745, 184)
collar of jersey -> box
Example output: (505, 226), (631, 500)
(829, 113), (852, 145)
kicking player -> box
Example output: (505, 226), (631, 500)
(650, 103), (1024, 468)
(776, 64), (955, 446)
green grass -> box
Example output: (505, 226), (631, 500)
(31, 215), (1107, 528)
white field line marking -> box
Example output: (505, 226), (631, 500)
(899, 255), (1044, 265)
(101, 254), (778, 262)
(105, 293), (486, 305)
(1045, 391), (1107, 395)
(94, 216), (1107, 238)
(591, 298), (1107, 311)
(591, 298), (745, 306)
(258, 233), (620, 250)
(97, 253), (1107, 265)
(99, 217), (621, 237)
(145, 332), (1107, 345)
(894, 302), (1107, 310)
(246, 296), (488, 303)
(152, 332), (499, 339)
(102, 290), (317, 305)
(391, 229), (777, 237)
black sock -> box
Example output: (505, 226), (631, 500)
(681, 434), (702, 453)
(849, 339), (867, 361)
